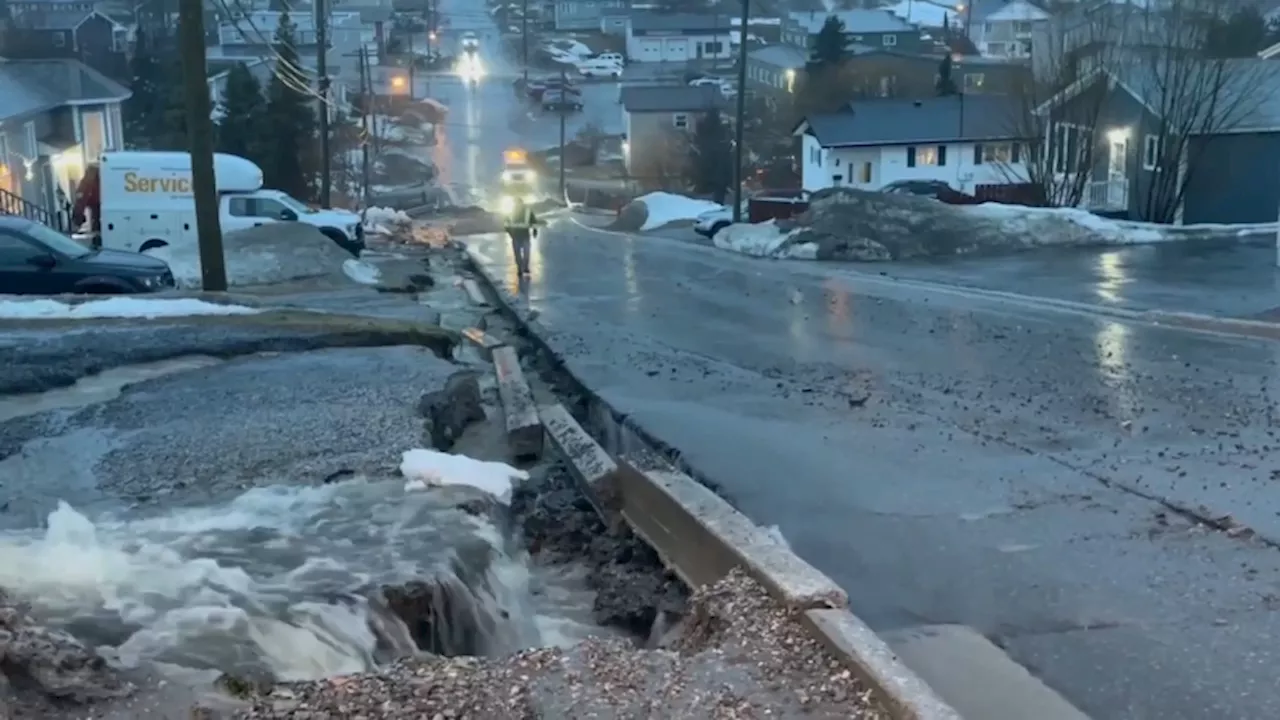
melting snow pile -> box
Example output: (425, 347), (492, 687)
(614, 192), (724, 232)
(711, 188), (1278, 263)
(147, 223), (353, 288)
(0, 297), (258, 320)
(400, 448), (529, 505)
(342, 258), (383, 285)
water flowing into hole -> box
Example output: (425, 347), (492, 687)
(0, 476), (598, 685)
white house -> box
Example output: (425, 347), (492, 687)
(792, 95), (1032, 194)
(966, 0), (1050, 59)
(624, 13), (735, 63)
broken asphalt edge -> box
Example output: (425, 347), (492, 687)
(457, 240), (963, 720)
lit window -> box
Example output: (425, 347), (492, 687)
(915, 147), (939, 166)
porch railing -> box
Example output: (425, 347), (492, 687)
(0, 187), (70, 233)
(1085, 178), (1129, 211)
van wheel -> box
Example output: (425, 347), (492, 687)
(320, 228), (358, 256)
(139, 239), (168, 253)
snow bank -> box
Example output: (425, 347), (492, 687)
(713, 220), (816, 260)
(400, 448), (529, 505)
(0, 297), (258, 320)
(342, 259), (382, 285)
(365, 206), (412, 228)
(613, 192), (725, 232)
(967, 203), (1277, 244)
(146, 223), (353, 289)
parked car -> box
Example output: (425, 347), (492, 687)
(880, 180), (955, 199)
(689, 76), (736, 97)
(693, 207), (732, 237)
(542, 89), (584, 112)
(593, 52), (624, 64)
(523, 76), (579, 102)
(0, 216), (174, 295)
(577, 58), (622, 78)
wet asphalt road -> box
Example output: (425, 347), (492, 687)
(467, 220), (1280, 720)
(423, 5), (623, 202)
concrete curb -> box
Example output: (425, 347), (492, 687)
(462, 278), (489, 306)
(459, 242), (962, 719)
(492, 345), (543, 460)
(460, 327), (505, 362)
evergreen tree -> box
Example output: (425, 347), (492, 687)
(936, 55), (958, 95)
(124, 28), (166, 148)
(688, 108), (733, 204)
(217, 63), (268, 162)
(153, 65), (190, 151)
(1203, 7), (1269, 58)
(263, 12), (318, 200)
(797, 16), (853, 116)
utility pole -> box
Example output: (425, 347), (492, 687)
(359, 47), (372, 208)
(521, 0), (529, 83)
(424, 0), (434, 96)
(317, 0), (332, 208)
(406, 30), (415, 99)
(177, 0), (226, 291)
(558, 66), (567, 200)
(731, 0), (750, 223)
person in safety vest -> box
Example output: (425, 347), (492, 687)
(503, 197), (540, 276)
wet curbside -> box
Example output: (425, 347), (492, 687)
(458, 241), (964, 720)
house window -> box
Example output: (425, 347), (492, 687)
(852, 35), (863, 42)
(112, 28), (128, 52)
(963, 73), (985, 92)
(52, 32), (66, 47)
(976, 143), (1017, 164)
(878, 76), (896, 97)
(907, 146), (945, 167)
(1143, 134), (1160, 170)
(702, 41), (723, 55)
(859, 161), (872, 183)
(983, 22), (994, 33)
(882, 34), (897, 46)
(673, 113), (689, 129)
(1013, 21), (1033, 33)
(810, 145), (822, 165)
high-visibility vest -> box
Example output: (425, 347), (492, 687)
(506, 207), (533, 230)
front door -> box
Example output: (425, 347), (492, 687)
(1108, 138), (1127, 179)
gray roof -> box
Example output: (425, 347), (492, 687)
(630, 13), (733, 32)
(0, 59), (132, 122)
(19, 8), (95, 29)
(787, 9), (915, 34)
(800, 95), (1029, 147)
(1110, 58), (1280, 133)
(749, 44), (806, 69)
(358, 6), (394, 23)
(620, 84), (725, 113)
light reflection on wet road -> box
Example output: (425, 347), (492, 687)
(468, 220), (1280, 720)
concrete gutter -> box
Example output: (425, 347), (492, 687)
(457, 241), (963, 720)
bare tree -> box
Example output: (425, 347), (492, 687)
(630, 130), (691, 192)
(1002, 5), (1126, 208)
(1133, 0), (1277, 222)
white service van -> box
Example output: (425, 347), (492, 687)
(98, 151), (364, 256)
(576, 58), (622, 78)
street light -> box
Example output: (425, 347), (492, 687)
(390, 74), (408, 94)
(785, 68), (796, 93)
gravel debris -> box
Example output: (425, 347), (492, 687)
(231, 570), (888, 719)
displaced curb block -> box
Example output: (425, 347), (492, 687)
(539, 404), (622, 519)
(492, 346), (542, 460)
(617, 459), (848, 611)
(461, 327), (505, 361)
(462, 278), (489, 306)
(803, 609), (963, 720)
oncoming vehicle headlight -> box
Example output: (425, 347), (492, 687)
(499, 195), (516, 215)
(501, 170), (513, 183)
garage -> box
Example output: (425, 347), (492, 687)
(637, 38), (662, 60)
(662, 37), (690, 61)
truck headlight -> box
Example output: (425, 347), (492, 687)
(346, 224), (358, 237)
(501, 171), (513, 183)
(499, 195), (515, 214)
(523, 194), (538, 204)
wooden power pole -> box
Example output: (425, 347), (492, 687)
(359, 47), (372, 208)
(731, 0), (750, 224)
(521, 0), (529, 83)
(317, 0), (332, 208)
(558, 66), (567, 200)
(177, 0), (226, 291)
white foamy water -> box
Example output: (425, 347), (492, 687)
(0, 478), (604, 683)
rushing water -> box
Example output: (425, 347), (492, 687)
(0, 477), (603, 685)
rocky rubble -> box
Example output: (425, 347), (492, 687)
(232, 570), (889, 720)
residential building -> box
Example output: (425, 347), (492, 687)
(620, 84), (724, 173)
(746, 43), (804, 95)
(1, 8), (130, 83)
(553, 0), (627, 31)
(847, 50), (1030, 98)
(1036, 60), (1280, 224)
(624, 13), (734, 63)
(780, 10), (931, 55)
(0, 58), (130, 228)
(964, 0), (1049, 60)
(214, 10), (376, 85)
(792, 95), (1032, 194)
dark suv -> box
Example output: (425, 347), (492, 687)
(0, 216), (174, 295)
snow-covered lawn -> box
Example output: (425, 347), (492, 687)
(637, 192), (724, 231)
(0, 297), (259, 320)
(967, 202), (1277, 243)
(400, 448), (529, 504)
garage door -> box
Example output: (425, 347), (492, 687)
(638, 39), (662, 60)
(663, 38), (689, 61)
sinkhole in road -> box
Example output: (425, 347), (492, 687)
(0, 356), (225, 425)
(0, 472), (611, 688)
